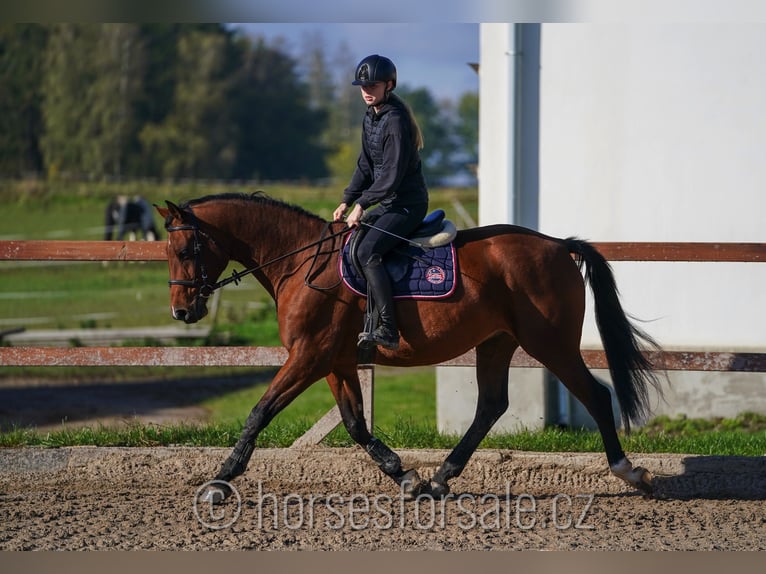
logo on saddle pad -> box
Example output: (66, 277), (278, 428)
(425, 266), (446, 285)
(339, 238), (457, 300)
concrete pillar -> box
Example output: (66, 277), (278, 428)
(437, 23), (547, 434)
(437, 366), (554, 434)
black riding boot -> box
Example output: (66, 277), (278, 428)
(359, 254), (399, 350)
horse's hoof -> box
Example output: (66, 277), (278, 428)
(611, 458), (655, 497)
(427, 480), (450, 498)
(632, 466), (655, 496)
(399, 469), (427, 501)
(200, 481), (232, 504)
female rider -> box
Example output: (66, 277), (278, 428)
(333, 54), (429, 351)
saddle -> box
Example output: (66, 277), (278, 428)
(339, 209), (459, 300)
(407, 209), (458, 248)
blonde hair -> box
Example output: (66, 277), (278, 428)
(390, 93), (424, 151)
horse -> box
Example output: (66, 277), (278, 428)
(104, 195), (161, 241)
(155, 191), (663, 502)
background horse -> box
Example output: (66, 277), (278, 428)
(104, 195), (160, 241)
(156, 192), (663, 501)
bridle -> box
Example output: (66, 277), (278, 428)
(166, 216), (223, 299)
(165, 208), (350, 298)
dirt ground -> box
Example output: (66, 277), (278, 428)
(1, 446), (764, 550)
(1, 374), (764, 550)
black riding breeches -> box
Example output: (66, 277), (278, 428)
(355, 203), (427, 267)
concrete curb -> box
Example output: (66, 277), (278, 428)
(1, 447), (764, 499)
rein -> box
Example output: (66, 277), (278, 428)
(167, 214), (350, 297)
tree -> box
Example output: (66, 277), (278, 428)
(135, 24), (190, 127)
(139, 28), (237, 179)
(454, 91), (479, 179)
(5, 23), (480, 185)
(299, 30), (335, 112)
(41, 24), (145, 180)
(88, 24), (145, 178)
(323, 40), (367, 184)
(41, 24), (95, 178)
(228, 36), (328, 181)
(396, 86), (458, 184)
(0, 24), (48, 177)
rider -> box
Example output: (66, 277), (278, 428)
(333, 54), (429, 351)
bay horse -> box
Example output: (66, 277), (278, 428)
(156, 192), (662, 501)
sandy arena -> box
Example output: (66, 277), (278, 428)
(0, 374), (763, 550)
(1, 446), (764, 550)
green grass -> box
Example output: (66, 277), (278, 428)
(1, 365), (764, 455)
(197, 367), (438, 447)
(0, 422), (243, 448)
(202, 367), (435, 426)
(2, 416), (764, 456)
(0, 180), (477, 240)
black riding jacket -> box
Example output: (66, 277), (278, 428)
(342, 96), (428, 211)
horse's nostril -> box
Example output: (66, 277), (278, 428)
(174, 308), (187, 321)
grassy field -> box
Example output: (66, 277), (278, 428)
(1, 364), (764, 455)
(3, 412), (765, 456)
(0, 180), (479, 240)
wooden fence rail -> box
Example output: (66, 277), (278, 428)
(2, 240), (764, 262)
(1, 346), (765, 372)
(1, 240), (765, 444)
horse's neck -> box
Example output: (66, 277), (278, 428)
(208, 202), (326, 290)
(240, 210), (321, 258)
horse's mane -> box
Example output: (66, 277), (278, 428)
(182, 191), (325, 223)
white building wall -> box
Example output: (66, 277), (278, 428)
(438, 23), (766, 434)
(539, 24), (766, 350)
(438, 24), (549, 435)
(477, 24), (516, 226)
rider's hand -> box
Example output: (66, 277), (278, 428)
(332, 203), (348, 222)
(345, 204), (364, 228)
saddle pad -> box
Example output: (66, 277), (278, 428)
(339, 236), (458, 300)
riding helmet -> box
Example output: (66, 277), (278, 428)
(352, 54), (397, 88)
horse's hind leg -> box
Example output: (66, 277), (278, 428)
(326, 371), (426, 499)
(429, 333), (515, 497)
(536, 350), (653, 494)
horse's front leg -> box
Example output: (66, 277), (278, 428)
(327, 371), (427, 500)
(203, 355), (324, 502)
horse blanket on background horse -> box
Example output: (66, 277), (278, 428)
(104, 195), (160, 241)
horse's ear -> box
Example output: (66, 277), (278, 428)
(154, 203), (169, 218)
(163, 200), (185, 221)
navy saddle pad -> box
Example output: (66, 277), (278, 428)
(339, 234), (458, 300)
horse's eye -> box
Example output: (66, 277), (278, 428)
(178, 248), (190, 260)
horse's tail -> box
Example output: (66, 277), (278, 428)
(564, 237), (663, 431)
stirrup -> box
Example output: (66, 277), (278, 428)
(358, 326), (399, 350)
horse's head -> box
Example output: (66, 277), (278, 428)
(155, 200), (230, 324)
